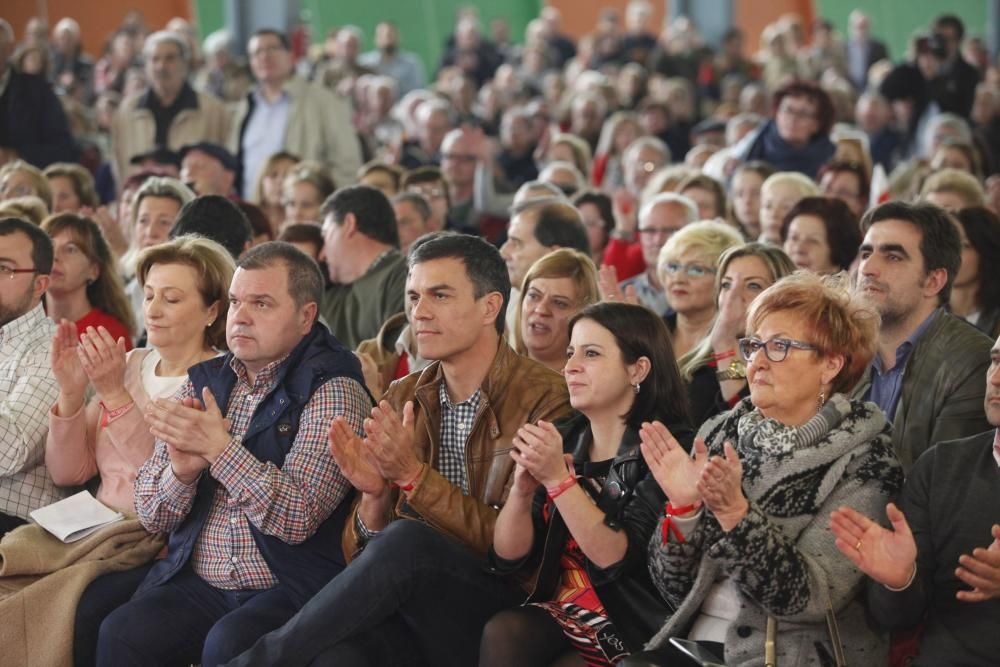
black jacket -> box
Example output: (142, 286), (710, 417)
(489, 412), (693, 652)
(0, 68), (79, 167)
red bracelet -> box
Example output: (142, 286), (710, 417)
(546, 475), (577, 500)
(713, 349), (737, 362)
(99, 400), (134, 428)
(661, 501), (702, 545)
(395, 463), (425, 492)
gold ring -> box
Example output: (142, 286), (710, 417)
(854, 540), (862, 551)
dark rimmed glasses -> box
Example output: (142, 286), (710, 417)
(738, 336), (819, 363)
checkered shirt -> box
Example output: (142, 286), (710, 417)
(134, 354), (369, 590)
(436, 383), (483, 494)
(0, 302), (64, 519)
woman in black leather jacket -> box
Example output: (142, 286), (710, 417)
(480, 302), (693, 666)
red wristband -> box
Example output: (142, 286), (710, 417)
(713, 349), (737, 362)
(546, 475), (577, 500)
(661, 501), (702, 545)
(99, 400), (134, 428)
(396, 463), (425, 492)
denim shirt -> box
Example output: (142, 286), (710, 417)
(867, 308), (939, 422)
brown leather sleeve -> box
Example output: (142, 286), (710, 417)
(402, 391), (572, 556)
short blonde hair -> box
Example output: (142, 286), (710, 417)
(657, 219), (744, 272)
(0, 195), (48, 225)
(513, 248), (600, 355)
(135, 235), (236, 350)
(0, 160), (52, 210)
(640, 164), (698, 206)
(761, 171), (820, 199)
(747, 271), (880, 396)
(920, 167), (985, 208)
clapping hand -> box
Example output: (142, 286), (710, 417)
(710, 281), (749, 355)
(639, 422), (708, 507)
(510, 420), (567, 488)
(146, 387), (232, 467)
(51, 319), (88, 400)
(698, 442), (748, 531)
(829, 503), (918, 590)
(329, 416), (387, 497)
(598, 265), (639, 305)
(509, 460), (543, 499)
(956, 524), (1000, 602)
(363, 401), (422, 487)
(77, 326), (128, 404)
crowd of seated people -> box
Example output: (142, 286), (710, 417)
(0, 3), (999, 666)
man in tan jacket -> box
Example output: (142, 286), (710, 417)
(230, 29), (362, 199)
(228, 233), (571, 667)
(110, 31), (229, 184)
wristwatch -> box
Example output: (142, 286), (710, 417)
(716, 359), (747, 381)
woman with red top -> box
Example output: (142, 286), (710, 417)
(41, 213), (136, 349)
(480, 303), (693, 666)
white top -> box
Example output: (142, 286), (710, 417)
(141, 348), (199, 400)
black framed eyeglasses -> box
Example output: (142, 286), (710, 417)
(738, 336), (819, 363)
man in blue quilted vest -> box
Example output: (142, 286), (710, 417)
(92, 242), (372, 666)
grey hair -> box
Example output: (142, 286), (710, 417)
(925, 112), (973, 147)
(624, 136), (671, 164)
(132, 177), (196, 227)
(202, 29), (232, 56)
(539, 161), (587, 192)
(639, 192), (699, 226)
(143, 30), (191, 64)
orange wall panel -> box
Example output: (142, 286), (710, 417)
(547, 0), (668, 43)
(734, 0), (815, 51)
(7, 0), (192, 61)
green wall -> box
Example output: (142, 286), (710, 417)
(193, 0), (226, 40)
(302, 0), (540, 75)
(194, 0), (541, 77)
(815, 0), (988, 61)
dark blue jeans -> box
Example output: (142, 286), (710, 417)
(95, 563), (299, 667)
(74, 563), (154, 667)
(226, 519), (523, 667)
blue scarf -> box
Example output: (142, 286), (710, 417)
(744, 120), (835, 179)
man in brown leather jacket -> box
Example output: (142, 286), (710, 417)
(227, 233), (571, 667)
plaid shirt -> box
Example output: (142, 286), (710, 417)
(436, 383), (483, 494)
(134, 354), (369, 590)
(0, 302), (64, 519)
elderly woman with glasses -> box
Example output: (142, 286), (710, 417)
(624, 272), (903, 667)
(730, 81), (837, 180)
(656, 221), (744, 358)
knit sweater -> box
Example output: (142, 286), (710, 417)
(646, 394), (903, 667)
